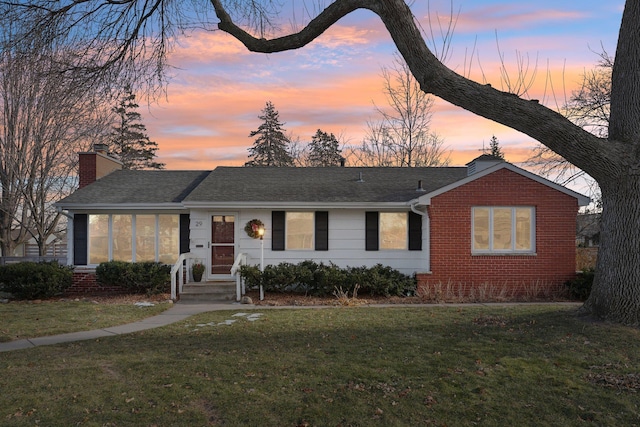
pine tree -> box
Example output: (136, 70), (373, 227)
(110, 86), (164, 170)
(487, 135), (505, 160)
(307, 129), (343, 166)
(246, 101), (294, 167)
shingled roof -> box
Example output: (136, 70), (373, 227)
(184, 167), (467, 204)
(57, 170), (211, 207)
(56, 167), (469, 208)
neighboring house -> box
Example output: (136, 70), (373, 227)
(576, 213), (601, 247)
(55, 149), (590, 299)
(575, 212), (600, 271)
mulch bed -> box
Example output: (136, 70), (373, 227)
(7, 292), (421, 306)
(244, 291), (424, 306)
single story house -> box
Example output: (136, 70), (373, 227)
(55, 147), (589, 300)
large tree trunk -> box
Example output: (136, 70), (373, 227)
(583, 1), (640, 324)
(584, 176), (640, 324)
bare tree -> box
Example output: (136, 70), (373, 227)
(10, 0), (640, 324)
(288, 133), (309, 167)
(353, 55), (450, 167)
(527, 51), (611, 207)
(0, 19), (111, 256)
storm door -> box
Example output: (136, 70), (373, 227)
(211, 215), (235, 276)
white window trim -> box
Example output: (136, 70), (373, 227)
(379, 212), (408, 251)
(285, 211), (315, 251)
(471, 207), (536, 255)
(87, 214), (179, 265)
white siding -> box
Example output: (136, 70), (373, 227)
(189, 208), (429, 276)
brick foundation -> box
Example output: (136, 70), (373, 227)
(415, 275), (567, 301)
(67, 268), (126, 295)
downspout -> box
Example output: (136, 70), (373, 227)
(56, 207), (74, 266)
(410, 201), (430, 274)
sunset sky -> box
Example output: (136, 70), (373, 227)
(141, 0), (624, 179)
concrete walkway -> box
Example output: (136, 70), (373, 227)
(0, 301), (581, 353)
(0, 301), (241, 353)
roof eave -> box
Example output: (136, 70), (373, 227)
(55, 202), (188, 211)
(416, 163), (591, 206)
(182, 201), (414, 210)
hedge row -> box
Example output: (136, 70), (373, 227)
(96, 261), (171, 295)
(240, 261), (415, 297)
(0, 261), (73, 300)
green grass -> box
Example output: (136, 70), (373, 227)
(2, 305), (640, 426)
(0, 300), (171, 342)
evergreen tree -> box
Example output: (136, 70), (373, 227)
(487, 135), (505, 159)
(307, 129), (343, 166)
(110, 86), (164, 170)
(246, 101), (293, 167)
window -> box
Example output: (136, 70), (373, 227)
(88, 214), (180, 264)
(272, 211), (328, 251)
(112, 215), (132, 261)
(365, 211), (422, 251)
(159, 215), (180, 264)
(136, 215), (156, 261)
(380, 212), (408, 250)
(472, 207), (534, 253)
(286, 212), (314, 250)
(88, 214), (109, 264)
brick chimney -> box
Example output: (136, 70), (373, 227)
(78, 144), (123, 189)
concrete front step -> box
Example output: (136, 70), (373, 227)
(180, 281), (237, 302)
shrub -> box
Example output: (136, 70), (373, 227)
(359, 264), (416, 297)
(239, 265), (262, 290)
(0, 261), (73, 300)
(565, 269), (595, 301)
(263, 263), (303, 292)
(238, 260), (415, 297)
(309, 262), (347, 296)
(96, 261), (171, 295)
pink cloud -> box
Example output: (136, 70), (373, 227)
(144, 4), (616, 174)
(446, 5), (589, 33)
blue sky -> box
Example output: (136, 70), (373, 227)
(141, 0), (624, 170)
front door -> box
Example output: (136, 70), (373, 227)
(211, 215), (235, 276)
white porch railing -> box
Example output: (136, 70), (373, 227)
(170, 253), (196, 300)
(171, 252), (248, 301)
(230, 252), (247, 301)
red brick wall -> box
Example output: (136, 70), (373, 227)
(78, 153), (97, 189)
(67, 268), (126, 294)
(417, 168), (578, 299)
(78, 152), (122, 189)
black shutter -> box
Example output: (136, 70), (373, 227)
(315, 211), (329, 251)
(179, 214), (190, 254)
(272, 211), (285, 251)
(73, 214), (88, 265)
(365, 211), (379, 251)
(408, 211), (422, 251)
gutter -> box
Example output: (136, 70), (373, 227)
(410, 200), (431, 275)
(56, 206), (73, 220)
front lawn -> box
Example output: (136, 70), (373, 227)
(0, 297), (171, 342)
(2, 305), (639, 426)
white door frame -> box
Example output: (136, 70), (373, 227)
(208, 212), (238, 280)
